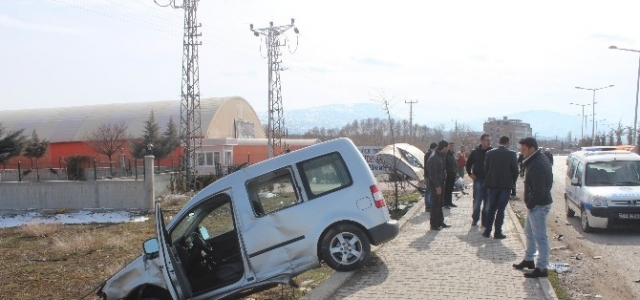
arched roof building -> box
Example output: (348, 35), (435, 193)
(0, 96), (265, 142)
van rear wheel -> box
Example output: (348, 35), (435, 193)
(565, 199), (575, 218)
(320, 224), (370, 272)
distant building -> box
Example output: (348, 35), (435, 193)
(483, 116), (532, 147)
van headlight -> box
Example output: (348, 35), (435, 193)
(591, 195), (608, 207)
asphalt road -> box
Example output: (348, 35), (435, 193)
(548, 156), (640, 298)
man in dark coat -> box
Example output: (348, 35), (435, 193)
(482, 136), (519, 239)
(427, 140), (451, 230)
(423, 142), (437, 212)
(465, 134), (493, 227)
(443, 142), (458, 208)
(512, 137), (553, 278)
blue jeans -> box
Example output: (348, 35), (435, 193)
(524, 204), (552, 269)
(472, 178), (489, 224)
(484, 188), (510, 235)
(424, 180), (432, 209)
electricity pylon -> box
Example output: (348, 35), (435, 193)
(155, 0), (202, 190)
(250, 19), (299, 158)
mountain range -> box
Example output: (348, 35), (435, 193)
(257, 103), (586, 140)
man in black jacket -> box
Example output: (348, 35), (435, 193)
(482, 136), (518, 239)
(512, 137), (553, 278)
(423, 142), (437, 212)
(465, 134), (492, 227)
(427, 140), (451, 230)
(443, 142), (458, 208)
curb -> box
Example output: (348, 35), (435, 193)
(506, 202), (559, 300)
(301, 195), (425, 300)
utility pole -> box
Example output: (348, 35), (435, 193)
(156, 0), (203, 190)
(405, 100), (417, 140)
(250, 19), (299, 158)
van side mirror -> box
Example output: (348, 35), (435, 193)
(570, 177), (580, 186)
(143, 238), (159, 260)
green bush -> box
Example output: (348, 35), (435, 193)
(65, 155), (92, 181)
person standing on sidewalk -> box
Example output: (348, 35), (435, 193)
(512, 137), (553, 278)
(427, 140), (450, 230)
(456, 145), (467, 179)
(482, 136), (518, 239)
(465, 134), (493, 227)
(443, 142), (458, 208)
(423, 142), (437, 212)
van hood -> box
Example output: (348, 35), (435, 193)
(589, 186), (640, 200)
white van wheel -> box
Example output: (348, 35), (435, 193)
(320, 224), (371, 272)
(565, 199), (575, 218)
(581, 207), (593, 233)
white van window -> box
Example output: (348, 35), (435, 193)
(298, 152), (353, 199)
(586, 161), (640, 186)
(575, 162), (584, 185)
(567, 158), (578, 178)
(246, 167), (300, 216)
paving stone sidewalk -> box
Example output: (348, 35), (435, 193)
(319, 192), (554, 300)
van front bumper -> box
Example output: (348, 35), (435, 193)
(589, 207), (640, 228)
(369, 220), (399, 245)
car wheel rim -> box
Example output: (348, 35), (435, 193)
(328, 232), (363, 265)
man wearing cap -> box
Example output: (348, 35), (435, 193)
(423, 142), (437, 212)
(512, 137), (553, 278)
(426, 140), (451, 230)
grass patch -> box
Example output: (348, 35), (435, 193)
(385, 190), (422, 220)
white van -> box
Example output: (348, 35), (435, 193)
(97, 138), (399, 300)
(565, 150), (640, 232)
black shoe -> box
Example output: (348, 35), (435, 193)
(524, 268), (548, 278)
(440, 223), (451, 228)
(430, 226), (441, 231)
(494, 233), (507, 239)
(482, 231), (490, 238)
(449, 203), (458, 208)
(471, 220), (478, 226)
(443, 206), (450, 209)
(512, 260), (536, 270)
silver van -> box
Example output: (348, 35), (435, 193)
(97, 138), (399, 300)
(565, 149), (640, 232)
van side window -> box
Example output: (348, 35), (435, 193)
(298, 152), (353, 199)
(246, 167), (300, 216)
(567, 158), (577, 178)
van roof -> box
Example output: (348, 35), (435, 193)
(572, 150), (640, 162)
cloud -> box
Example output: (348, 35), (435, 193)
(351, 56), (399, 68)
(589, 33), (634, 43)
(0, 14), (81, 35)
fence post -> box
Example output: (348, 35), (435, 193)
(93, 159), (97, 181)
(134, 159), (138, 181)
(18, 161), (22, 182)
(144, 155), (155, 210)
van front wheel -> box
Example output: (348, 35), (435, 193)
(320, 224), (371, 272)
(581, 207), (594, 233)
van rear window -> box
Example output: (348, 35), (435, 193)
(298, 152), (353, 199)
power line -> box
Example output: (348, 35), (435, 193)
(250, 19), (299, 158)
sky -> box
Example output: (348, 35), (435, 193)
(2, 0), (640, 130)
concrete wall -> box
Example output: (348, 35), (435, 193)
(0, 156), (155, 212)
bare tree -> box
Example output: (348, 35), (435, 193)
(86, 122), (129, 175)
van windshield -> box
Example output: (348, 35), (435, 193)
(585, 161), (640, 186)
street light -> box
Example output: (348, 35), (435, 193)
(569, 102), (591, 141)
(609, 45), (640, 148)
(575, 85), (615, 145)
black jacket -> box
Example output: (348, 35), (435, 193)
(445, 150), (456, 178)
(523, 150), (553, 209)
(483, 146), (519, 189)
(465, 145), (493, 179)
(427, 150), (446, 189)
(424, 149), (434, 181)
